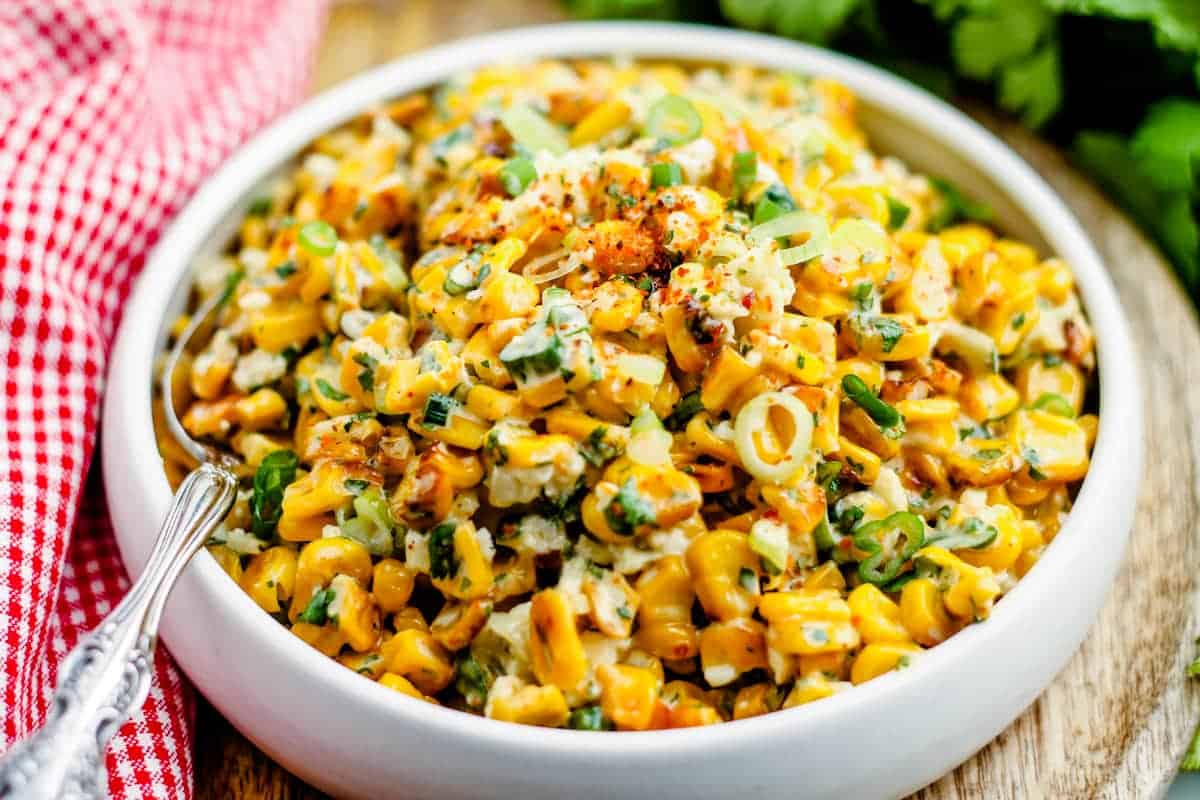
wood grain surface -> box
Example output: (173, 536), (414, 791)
(192, 2), (1200, 798)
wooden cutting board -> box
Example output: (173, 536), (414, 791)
(193, 2), (1200, 797)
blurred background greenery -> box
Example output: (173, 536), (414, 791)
(564, 0), (1200, 303)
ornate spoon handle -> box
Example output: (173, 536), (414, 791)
(0, 462), (237, 800)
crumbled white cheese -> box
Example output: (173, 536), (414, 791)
(231, 348), (287, 393)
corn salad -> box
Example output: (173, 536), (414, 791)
(161, 59), (1097, 730)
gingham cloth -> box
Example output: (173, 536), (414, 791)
(0, 1), (328, 796)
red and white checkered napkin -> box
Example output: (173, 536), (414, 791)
(0, 1), (328, 795)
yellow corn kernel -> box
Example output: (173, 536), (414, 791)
(465, 384), (521, 421)
(683, 414), (738, 464)
(840, 405), (900, 460)
(952, 504), (1024, 572)
(848, 316), (932, 362)
(946, 438), (1021, 487)
(379, 341), (461, 414)
(431, 523), (494, 601)
(392, 606), (430, 633)
(894, 396), (959, 424)
(597, 664), (659, 731)
(249, 300), (324, 353)
(1007, 409), (1090, 483)
(1013, 359), (1086, 412)
(783, 674), (838, 707)
(361, 311), (411, 353)
(1077, 413), (1098, 449)
(582, 461), (702, 543)
(591, 279), (644, 333)
(379, 672), (426, 700)
(846, 584), (912, 644)
(340, 651), (385, 680)
(233, 388), (287, 431)
(207, 544), (243, 582)
(959, 373), (1020, 421)
(759, 590), (860, 656)
(895, 240), (953, 322)
(899, 577), (953, 646)
(328, 573), (381, 653)
(479, 271), (539, 323)
(291, 621), (348, 657)
(529, 589), (589, 693)
(700, 347), (756, 412)
(372, 558), (416, 613)
(292, 536), (374, 619)
(409, 407), (490, 450)
(662, 304), (713, 374)
(832, 357), (884, 393)
(635, 556), (699, 660)
(570, 99), (632, 146)
(749, 329), (825, 384)
(380, 629), (454, 694)
(181, 397), (237, 439)
(851, 642), (922, 684)
(685, 529), (759, 621)
(732, 684), (785, 720)
(804, 561), (846, 592)
(583, 569), (640, 638)
(1034, 257), (1074, 304)
(424, 444), (484, 488)
(660, 680), (723, 728)
(239, 546), (297, 614)
(830, 435), (882, 484)
(431, 598), (493, 651)
(280, 460), (353, 522)
(975, 281), (1038, 355)
(485, 676), (569, 727)
(699, 619), (767, 687)
(915, 546), (1002, 620)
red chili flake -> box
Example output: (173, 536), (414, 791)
(741, 290), (756, 309)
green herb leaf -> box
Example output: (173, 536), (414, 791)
(297, 587), (336, 625)
(429, 522), (458, 580)
(249, 450), (298, 538)
(603, 478), (657, 536)
(315, 378), (350, 402)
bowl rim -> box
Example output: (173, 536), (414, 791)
(104, 20), (1141, 757)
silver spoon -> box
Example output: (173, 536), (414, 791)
(0, 289), (240, 800)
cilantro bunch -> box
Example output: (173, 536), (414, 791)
(564, 0), (1200, 296)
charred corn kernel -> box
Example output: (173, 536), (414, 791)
(207, 544), (243, 582)
(635, 556), (699, 660)
(372, 558), (416, 613)
(240, 546), (297, 613)
(960, 373), (1020, 421)
(895, 240), (953, 321)
(903, 419), (957, 455)
(431, 598), (493, 651)
(1007, 409), (1090, 483)
(848, 316), (932, 362)
(830, 435), (882, 484)
(582, 460), (702, 543)
(915, 546), (1002, 620)
(379, 672), (426, 699)
(686, 530), (759, 621)
(292, 621), (348, 657)
(851, 642), (921, 684)
(570, 99), (632, 146)
(292, 536), (373, 619)
(663, 304), (712, 374)
(485, 676), (569, 727)
(846, 584), (911, 644)
(760, 590), (860, 656)
(249, 300), (324, 353)
(190, 332), (237, 400)
(946, 439), (1020, 487)
(899, 578), (953, 646)
(597, 664), (659, 730)
(328, 573), (381, 653)
(181, 397), (237, 439)
(840, 405), (900, 460)
(699, 619), (767, 687)
(733, 683), (785, 720)
(660, 680), (723, 728)
(234, 388), (287, 430)
(424, 444), (484, 488)
(529, 589), (588, 693)
(380, 629), (454, 694)
(583, 569), (640, 638)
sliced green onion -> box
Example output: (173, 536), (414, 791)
(423, 393), (456, 428)
(650, 161), (683, 189)
(298, 220), (338, 257)
(499, 156), (537, 197)
(748, 520), (789, 574)
(444, 259), (490, 296)
(749, 210), (830, 265)
(1031, 392), (1075, 418)
(500, 105), (568, 155)
(841, 374), (905, 437)
(887, 197), (911, 230)
(568, 706), (612, 731)
(752, 196), (787, 226)
(644, 95), (702, 146)
(616, 353), (666, 386)
(732, 151), (757, 198)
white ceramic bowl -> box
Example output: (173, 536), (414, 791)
(103, 22), (1142, 800)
